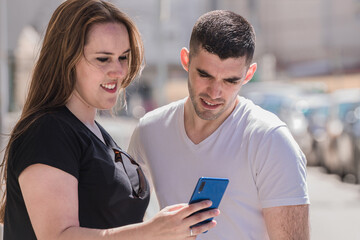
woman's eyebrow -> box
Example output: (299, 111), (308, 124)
(95, 49), (131, 55)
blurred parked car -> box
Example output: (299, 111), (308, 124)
(352, 107), (360, 183)
(301, 93), (331, 166)
(322, 88), (360, 182)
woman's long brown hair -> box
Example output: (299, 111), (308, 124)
(0, 0), (144, 223)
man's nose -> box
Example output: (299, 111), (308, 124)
(207, 80), (222, 99)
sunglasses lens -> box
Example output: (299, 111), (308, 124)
(115, 149), (147, 199)
(136, 168), (148, 199)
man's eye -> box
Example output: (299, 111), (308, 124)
(97, 57), (108, 62)
(226, 80), (239, 85)
(199, 73), (208, 78)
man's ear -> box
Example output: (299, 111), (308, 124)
(180, 47), (190, 72)
(243, 63), (257, 85)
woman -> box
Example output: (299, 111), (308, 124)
(0, 0), (219, 239)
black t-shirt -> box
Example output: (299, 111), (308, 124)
(4, 107), (150, 239)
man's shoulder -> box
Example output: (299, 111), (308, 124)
(235, 97), (286, 131)
(139, 98), (185, 127)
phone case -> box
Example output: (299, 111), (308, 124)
(189, 177), (229, 228)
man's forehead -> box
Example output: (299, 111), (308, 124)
(192, 47), (247, 63)
(192, 49), (247, 72)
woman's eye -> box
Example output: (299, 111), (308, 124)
(119, 55), (128, 61)
(97, 57), (108, 62)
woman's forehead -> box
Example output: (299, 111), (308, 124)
(85, 22), (130, 53)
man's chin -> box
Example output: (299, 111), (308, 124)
(196, 110), (221, 121)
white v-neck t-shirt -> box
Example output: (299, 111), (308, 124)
(128, 97), (309, 240)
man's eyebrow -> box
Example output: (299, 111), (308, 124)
(197, 68), (242, 82)
(95, 49), (131, 55)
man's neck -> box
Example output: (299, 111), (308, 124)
(184, 97), (239, 144)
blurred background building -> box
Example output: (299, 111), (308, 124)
(1, 0), (360, 177)
(1, 0), (360, 113)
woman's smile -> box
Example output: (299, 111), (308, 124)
(100, 82), (117, 93)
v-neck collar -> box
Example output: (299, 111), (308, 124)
(178, 98), (241, 150)
(63, 106), (113, 148)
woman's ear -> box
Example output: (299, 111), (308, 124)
(180, 47), (190, 72)
(243, 63), (257, 85)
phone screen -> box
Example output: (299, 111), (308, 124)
(189, 177), (229, 228)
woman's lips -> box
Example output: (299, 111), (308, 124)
(101, 82), (117, 93)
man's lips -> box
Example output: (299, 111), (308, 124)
(200, 98), (222, 109)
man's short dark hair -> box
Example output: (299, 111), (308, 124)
(189, 10), (255, 65)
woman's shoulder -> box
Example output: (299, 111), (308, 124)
(19, 107), (82, 143)
(10, 107), (83, 179)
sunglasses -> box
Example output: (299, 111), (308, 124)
(113, 147), (148, 199)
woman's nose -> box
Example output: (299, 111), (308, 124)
(107, 61), (127, 79)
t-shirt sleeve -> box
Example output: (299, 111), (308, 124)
(12, 115), (81, 180)
(254, 126), (310, 208)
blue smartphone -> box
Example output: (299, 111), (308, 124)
(189, 177), (229, 228)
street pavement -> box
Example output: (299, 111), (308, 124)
(307, 167), (360, 240)
(1, 115), (360, 239)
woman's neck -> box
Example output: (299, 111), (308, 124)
(66, 93), (105, 143)
(66, 92), (97, 125)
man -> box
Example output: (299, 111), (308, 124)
(128, 10), (310, 239)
